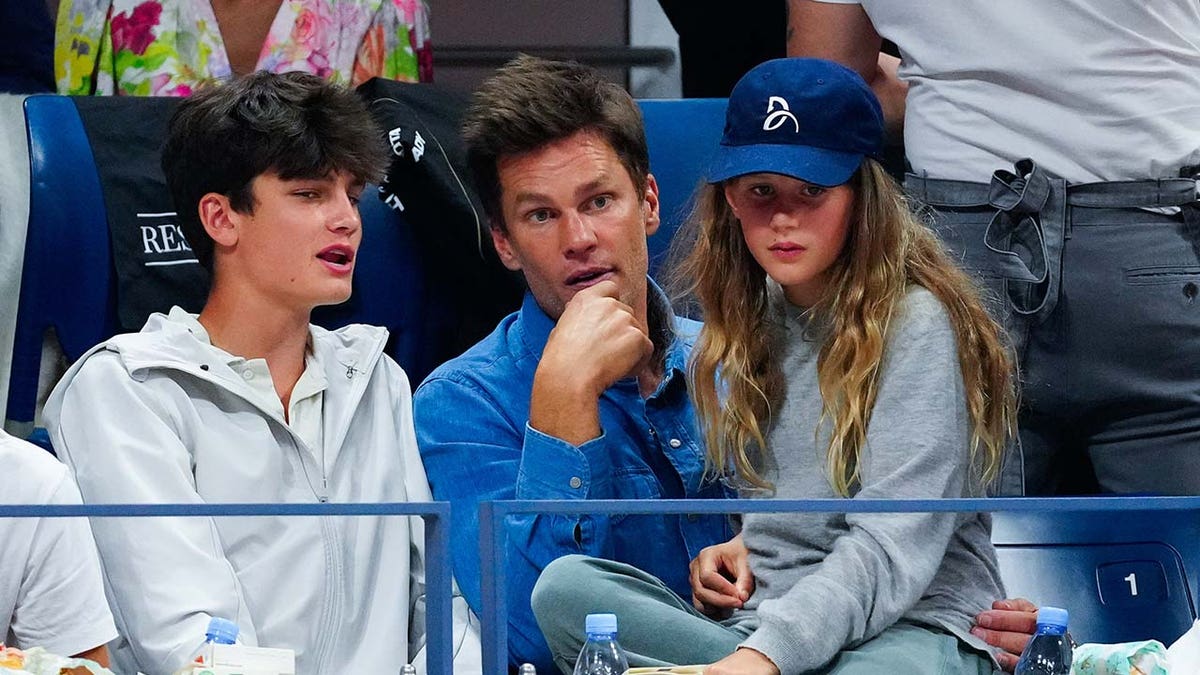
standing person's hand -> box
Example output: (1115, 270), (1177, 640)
(530, 280), (653, 445)
(689, 534), (755, 619)
(704, 647), (780, 675)
(972, 598), (1039, 672)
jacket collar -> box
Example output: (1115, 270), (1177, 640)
(52, 308), (389, 442)
(113, 307), (386, 379)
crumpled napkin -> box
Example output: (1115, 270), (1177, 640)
(1070, 640), (1168, 675)
(0, 646), (114, 675)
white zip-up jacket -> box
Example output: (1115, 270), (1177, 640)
(44, 311), (480, 675)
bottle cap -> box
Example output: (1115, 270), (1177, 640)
(1036, 606), (1069, 628)
(584, 613), (618, 635)
(205, 617), (240, 644)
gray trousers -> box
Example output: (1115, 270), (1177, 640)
(532, 555), (996, 675)
(907, 162), (1200, 495)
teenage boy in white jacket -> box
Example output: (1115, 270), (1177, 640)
(43, 72), (480, 675)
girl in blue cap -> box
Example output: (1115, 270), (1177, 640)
(672, 58), (1018, 674)
(531, 57), (1019, 675)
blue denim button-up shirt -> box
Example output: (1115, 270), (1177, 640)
(414, 284), (733, 672)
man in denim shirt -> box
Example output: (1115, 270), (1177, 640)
(412, 55), (734, 672)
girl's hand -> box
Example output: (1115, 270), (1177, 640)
(689, 533), (755, 618)
(704, 647), (780, 675)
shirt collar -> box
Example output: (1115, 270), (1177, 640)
(164, 305), (327, 390)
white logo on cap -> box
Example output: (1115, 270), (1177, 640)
(763, 96), (800, 133)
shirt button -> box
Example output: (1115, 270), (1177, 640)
(686, 514), (699, 522)
(241, 370), (254, 381)
(669, 438), (682, 448)
(569, 476), (582, 489)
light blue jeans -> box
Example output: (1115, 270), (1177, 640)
(532, 555), (998, 675)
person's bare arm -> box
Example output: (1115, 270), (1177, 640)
(70, 644), (110, 667)
(972, 598), (1038, 673)
(786, 0), (907, 134)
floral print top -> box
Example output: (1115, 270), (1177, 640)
(56, 0), (431, 96)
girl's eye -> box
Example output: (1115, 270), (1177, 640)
(748, 184), (775, 198)
(803, 185), (826, 197)
(348, 193), (362, 206)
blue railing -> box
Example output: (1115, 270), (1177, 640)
(479, 496), (1200, 674)
(10, 496), (1200, 673)
(0, 501), (455, 673)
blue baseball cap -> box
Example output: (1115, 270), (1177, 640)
(708, 58), (885, 187)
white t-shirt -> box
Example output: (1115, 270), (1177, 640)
(818, 0), (1200, 182)
(0, 431), (117, 656)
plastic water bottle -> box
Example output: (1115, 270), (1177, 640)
(572, 613), (629, 675)
(175, 617), (239, 674)
(1015, 607), (1072, 674)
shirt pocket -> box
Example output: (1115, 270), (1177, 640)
(609, 467), (663, 524)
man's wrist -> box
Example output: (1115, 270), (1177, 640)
(529, 367), (602, 445)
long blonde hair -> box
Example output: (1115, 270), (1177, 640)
(674, 160), (1017, 495)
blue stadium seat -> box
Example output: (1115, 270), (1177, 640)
(637, 98), (726, 279)
(993, 508), (1199, 646)
(6, 95), (117, 431)
(7, 95), (434, 435)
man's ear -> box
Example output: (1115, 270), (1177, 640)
(489, 223), (522, 272)
(642, 173), (661, 237)
(198, 192), (241, 248)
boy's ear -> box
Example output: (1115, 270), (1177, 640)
(198, 192), (240, 247)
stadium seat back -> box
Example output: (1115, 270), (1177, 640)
(7, 95), (117, 428)
(993, 508), (1199, 646)
(637, 98), (726, 280)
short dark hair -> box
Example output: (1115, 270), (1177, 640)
(462, 55), (651, 232)
(161, 71), (388, 270)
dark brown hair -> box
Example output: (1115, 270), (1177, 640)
(161, 71), (388, 270)
(462, 54), (650, 232)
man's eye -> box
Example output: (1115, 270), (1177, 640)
(591, 195), (611, 209)
(529, 210), (552, 223)
(296, 190), (320, 200)
(348, 193), (362, 206)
